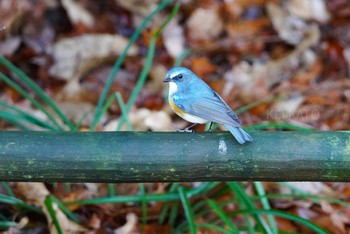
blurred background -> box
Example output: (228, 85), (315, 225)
(1, 0), (350, 233)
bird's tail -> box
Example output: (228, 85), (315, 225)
(224, 124), (253, 144)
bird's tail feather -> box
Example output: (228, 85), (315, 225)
(225, 124), (253, 144)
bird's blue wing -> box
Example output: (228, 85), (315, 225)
(178, 91), (242, 127)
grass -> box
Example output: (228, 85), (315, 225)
(0, 1), (338, 234)
(91, 0), (174, 130)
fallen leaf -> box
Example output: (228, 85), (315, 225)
(269, 95), (304, 121)
(105, 108), (172, 131)
(162, 17), (185, 59)
(115, 0), (158, 16)
(190, 57), (217, 78)
(144, 110), (172, 131)
(0, 36), (21, 56)
(48, 34), (138, 80)
(61, 0), (94, 27)
(287, 0), (330, 23)
(186, 8), (223, 42)
(54, 101), (98, 127)
(114, 212), (138, 234)
(267, 2), (307, 45)
(16, 182), (86, 234)
(284, 182), (337, 196)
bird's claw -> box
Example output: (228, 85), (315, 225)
(176, 128), (194, 133)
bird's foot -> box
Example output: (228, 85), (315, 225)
(176, 128), (194, 133)
(207, 122), (213, 132)
(176, 123), (198, 133)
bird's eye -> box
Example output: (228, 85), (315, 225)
(178, 74), (183, 79)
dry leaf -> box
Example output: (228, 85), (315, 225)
(48, 34), (138, 80)
(104, 108), (172, 131)
(187, 8), (223, 41)
(269, 95), (304, 121)
(16, 182), (87, 233)
(162, 17), (185, 59)
(0, 36), (21, 55)
(3, 217), (29, 234)
(267, 2), (307, 45)
(190, 57), (217, 78)
(287, 0), (330, 23)
(115, 0), (157, 16)
(16, 182), (49, 205)
(144, 110), (172, 131)
(54, 101), (98, 126)
(114, 213), (138, 234)
(61, 0), (94, 27)
(284, 182), (337, 196)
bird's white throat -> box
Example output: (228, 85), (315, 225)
(168, 82), (178, 96)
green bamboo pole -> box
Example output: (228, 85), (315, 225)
(0, 131), (349, 182)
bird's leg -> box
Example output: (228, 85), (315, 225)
(176, 123), (198, 132)
(208, 122), (213, 131)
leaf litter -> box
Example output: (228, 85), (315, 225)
(1, 0), (350, 233)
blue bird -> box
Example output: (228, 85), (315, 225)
(164, 66), (252, 144)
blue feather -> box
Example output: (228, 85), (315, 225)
(225, 124), (253, 144)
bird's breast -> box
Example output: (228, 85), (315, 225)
(169, 98), (186, 117)
(169, 97), (209, 124)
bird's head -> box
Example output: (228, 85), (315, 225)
(164, 66), (196, 83)
(163, 67), (196, 95)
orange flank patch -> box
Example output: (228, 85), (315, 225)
(169, 99), (186, 117)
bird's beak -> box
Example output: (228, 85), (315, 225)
(163, 77), (171, 82)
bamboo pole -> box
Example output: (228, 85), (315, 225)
(0, 131), (349, 182)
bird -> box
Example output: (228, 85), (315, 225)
(163, 66), (252, 144)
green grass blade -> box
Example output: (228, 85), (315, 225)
(235, 96), (274, 115)
(101, 92), (133, 131)
(230, 209), (327, 234)
(168, 201), (179, 225)
(0, 72), (63, 129)
(108, 183), (116, 196)
(207, 199), (239, 233)
(159, 183), (179, 224)
(0, 102), (59, 130)
(0, 221), (19, 229)
(114, 92), (132, 130)
(178, 186), (196, 234)
(116, 2), (180, 130)
(49, 196), (79, 223)
(0, 194), (42, 213)
(0, 111), (31, 130)
(91, 0), (173, 130)
(196, 223), (234, 234)
(187, 182), (220, 197)
(0, 182), (14, 197)
(227, 182), (272, 234)
(254, 182), (278, 234)
(66, 182), (217, 207)
(44, 195), (64, 234)
(0, 57), (74, 129)
(139, 183), (148, 228)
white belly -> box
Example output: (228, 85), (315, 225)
(168, 81), (208, 124)
(180, 112), (209, 124)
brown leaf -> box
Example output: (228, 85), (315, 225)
(190, 57), (217, 78)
